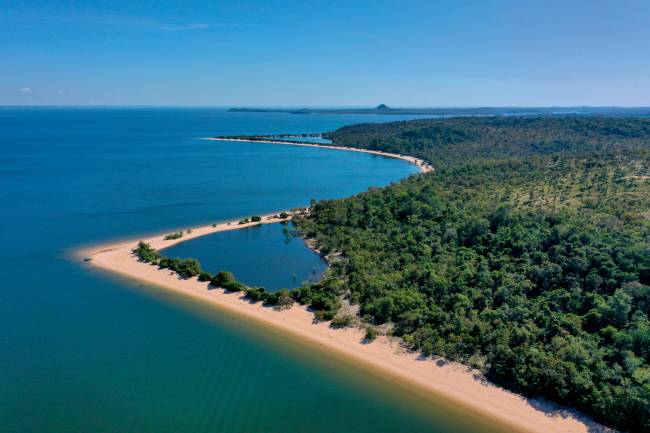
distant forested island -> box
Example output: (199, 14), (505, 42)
(229, 104), (650, 117)
(287, 116), (648, 432)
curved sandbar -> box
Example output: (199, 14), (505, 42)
(205, 137), (435, 173)
(82, 141), (607, 433)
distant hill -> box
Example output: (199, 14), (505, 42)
(228, 105), (650, 117)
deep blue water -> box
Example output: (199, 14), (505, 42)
(163, 223), (327, 291)
(0, 107), (505, 433)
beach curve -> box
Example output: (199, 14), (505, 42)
(80, 139), (609, 433)
(205, 137), (435, 173)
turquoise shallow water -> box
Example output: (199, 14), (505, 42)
(0, 107), (506, 433)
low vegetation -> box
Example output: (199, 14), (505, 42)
(364, 327), (379, 342)
(159, 257), (201, 279)
(163, 231), (183, 240)
(198, 271), (212, 282)
(133, 242), (299, 310)
(133, 242), (200, 279)
(133, 241), (160, 263)
(209, 270), (244, 292)
(238, 215), (264, 225)
(268, 288), (295, 309)
(330, 314), (355, 329)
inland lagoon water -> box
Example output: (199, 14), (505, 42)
(162, 223), (327, 291)
(0, 107), (508, 433)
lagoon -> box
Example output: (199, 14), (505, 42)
(162, 222), (327, 291)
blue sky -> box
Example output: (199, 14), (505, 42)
(2, 0), (650, 106)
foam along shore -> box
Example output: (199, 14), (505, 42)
(205, 137), (435, 173)
(83, 211), (609, 433)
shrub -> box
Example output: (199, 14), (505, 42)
(245, 286), (269, 302)
(211, 271), (236, 287)
(330, 314), (355, 329)
(314, 309), (337, 321)
(174, 258), (202, 279)
(364, 327), (379, 342)
(264, 288), (294, 309)
(223, 280), (246, 292)
(133, 241), (160, 263)
(158, 256), (175, 269)
(164, 231), (183, 240)
(198, 271), (213, 282)
(279, 211), (289, 219)
(251, 215), (262, 222)
(276, 289), (294, 309)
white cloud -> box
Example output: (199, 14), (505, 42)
(104, 14), (240, 32)
(159, 22), (212, 32)
(20, 87), (32, 93)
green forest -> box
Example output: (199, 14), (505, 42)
(291, 117), (650, 432)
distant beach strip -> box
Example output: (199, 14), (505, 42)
(205, 137), (434, 174)
(81, 137), (607, 433)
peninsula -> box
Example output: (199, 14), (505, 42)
(205, 136), (434, 173)
(79, 134), (625, 433)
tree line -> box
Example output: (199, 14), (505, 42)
(132, 241), (295, 309)
(292, 116), (650, 432)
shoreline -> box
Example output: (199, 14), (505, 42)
(81, 141), (608, 433)
(205, 137), (434, 173)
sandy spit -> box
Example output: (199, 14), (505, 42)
(80, 141), (610, 433)
(205, 137), (435, 173)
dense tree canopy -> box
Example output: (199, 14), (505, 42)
(294, 116), (650, 432)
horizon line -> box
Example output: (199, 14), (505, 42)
(2, 104), (650, 109)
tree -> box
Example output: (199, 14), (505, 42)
(133, 241), (160, 263)
(211, 271), (236, 288)
(164, 231), (183, 240)
(330, 314), (354, 328)
(266, 288), (294, 309)
(364, 327), (379, 342)
(292, 116), (650, 432)
(175, 258), (201, 279)
(198, 271), (213, 282)
(245, 286), (269, 302)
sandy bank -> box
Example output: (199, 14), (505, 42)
(81, 140), (609, 433)
(83, 211), (609, 433)
(205, 137), (434, 173)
